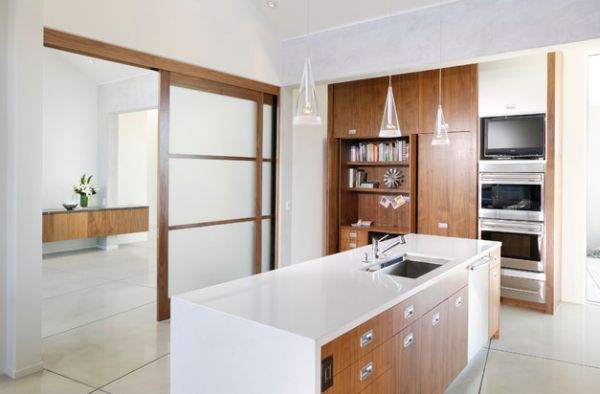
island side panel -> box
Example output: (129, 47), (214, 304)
(171, 298), (318, 394)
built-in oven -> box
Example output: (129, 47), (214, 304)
(479, 218), (546, 304)
(479, 173), (544, 222)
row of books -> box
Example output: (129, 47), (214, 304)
(348, 169), (380, 189)
(349, 140), (409, 162)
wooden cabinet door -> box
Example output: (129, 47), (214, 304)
(446, 286), (469, 387)
(359, 367), (394, 394)
(394, 322), (421, 394)
(417, 132), (477, 238)
(419, 301), (449, 394)
(420, 65), (478, 134)
(489, 249), (501, 338)
(333, 77), (388, 138)
(393, 72), (421, 135)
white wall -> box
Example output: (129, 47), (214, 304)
(478, 54), (547, 117)
(0, 0), (8, 375)
(3, 0), (44, 378)
(44, 0), (281, 85)
(559, 39), (600, 304)
(587, 55), (600, 250)
(278, 85), (328, 266)
(281, 0), (600, 85)
(117, 109), (158, 237)
(42, 49), (99, 209)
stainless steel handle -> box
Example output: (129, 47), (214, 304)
(348, 129), (357, 135)
(359, 362), (373, 381)
(403, 333), (414, 348)
(480, 221), (543, 234)
(404, 305), (415, 320)
(349, 231), (357, 238)
(480, 173), (543, 183)
(469, 256), (492, 271)
(455, 296), (463, 308)
(360, 329), (374, 348)
(349, 243), (357, 249)
(432, 312), (441, 326)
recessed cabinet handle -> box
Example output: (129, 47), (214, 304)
(404, 305), (415, 320)
(403, 333), (414, 348)
(455, 296), (463, 308)
(360, 329), (374, 348)
(348, 129), (357, 135)
(432, 312), (441, 326)
(349, 231), (357, 238)
(349, 243), (357, 249)
(359, 362), (374, 381)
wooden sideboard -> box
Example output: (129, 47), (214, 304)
(42, 206), (149, 242)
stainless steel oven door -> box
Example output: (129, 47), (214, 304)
(479, 219), (544, 272)
(479, 173), (544, 221)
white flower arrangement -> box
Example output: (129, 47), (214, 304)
(74, 174), (99, 197)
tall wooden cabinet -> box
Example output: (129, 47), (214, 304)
(327, 64), (478, 253)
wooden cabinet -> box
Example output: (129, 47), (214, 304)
(42, 207), (149, 242)
(489, 249), (501, 338)
(420, 65), (478, 134)
(393, 72), (421, 135)
(394, 322), (421, 394)
(333, 77), (388, 138)
(446, 286), (469, 386)
(417, 132), (477, 238)
(339, 227), (369, 251)
(419, 301), (449, 394)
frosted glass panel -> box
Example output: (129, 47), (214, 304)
(263, 104), (273, 159)
(262, 162), (273, 216)
(168, 221), (254, 296)
(169, 159), (255, 226)
(170, 86), (257, 156)
(262, 219), (273, 272)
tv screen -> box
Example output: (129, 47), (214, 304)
(483, 115), (545, 158)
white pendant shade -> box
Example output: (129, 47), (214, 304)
(379, 85), (401, 138)
(293, 56), (322, 126)
(432, 104), (450, 145)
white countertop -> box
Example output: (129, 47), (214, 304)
(174, 234), (500, 345)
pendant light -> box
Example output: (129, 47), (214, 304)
(432, 0), (450, 145)
(293, 0), (321, 126)
(379, 0), (401, 138)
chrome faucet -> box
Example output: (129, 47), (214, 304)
(372, 234), (406, 260)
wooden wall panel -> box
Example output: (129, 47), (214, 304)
(394, 72), (421, 135)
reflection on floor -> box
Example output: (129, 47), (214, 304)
(2, 253), (600, 393)
(587, 257), (600, 303)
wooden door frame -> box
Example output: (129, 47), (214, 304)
(43, 28), (281, 321)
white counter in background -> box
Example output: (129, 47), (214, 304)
(171, 234), (500, 394)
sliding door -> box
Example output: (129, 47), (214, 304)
(158, 72), (277, 320)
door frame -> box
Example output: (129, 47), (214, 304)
(43, 28), (281, 321)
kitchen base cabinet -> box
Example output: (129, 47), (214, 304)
(446, 286), (469, 386)
(394, 322), (421, 394)
(489, 249), (501, 338)
(419, 301), (450, 394)
(359, 368), (394, 394)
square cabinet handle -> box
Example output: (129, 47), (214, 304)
(360, 329), (374, 348)
(359, 361), (373, 381)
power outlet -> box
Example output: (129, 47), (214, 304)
(321, 356), (333, 392)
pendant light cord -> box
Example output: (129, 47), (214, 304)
(388, 0), (392, 87)
(306, 0), (311, 56)
(438, 0), (442, 106)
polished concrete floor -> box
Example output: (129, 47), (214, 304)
(1, 244), (600, 393)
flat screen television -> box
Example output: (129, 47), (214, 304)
(481, 114), (546, 159)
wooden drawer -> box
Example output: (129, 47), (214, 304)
(43, 212), (88, 242)
(324, 338), (393, 394)
(391, 292), (423, 334)
(322, 310), (393, 377)
(340, 228), (369, 243)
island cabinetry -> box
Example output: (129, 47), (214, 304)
(322, 276), (470, 393)
(489, 248), (501, 338)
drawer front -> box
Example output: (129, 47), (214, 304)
(340, 228), (369, 243)
(324, 339), (393, 394)
(359, 367), (394, 394)
(391, 292), (423, 334)
(322, 310), (393, 376)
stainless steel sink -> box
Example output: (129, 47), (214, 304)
(366, 254), (450, 279)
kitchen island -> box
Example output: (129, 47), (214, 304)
(171, 234), (501, 394)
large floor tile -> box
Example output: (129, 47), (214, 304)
(103, 355), (169, 394)
(0, 370), (94, 394)
(481, 349), (600, 394)
(43, 281), (156, 337)
(446, 347), (487, 394)
(43, 303), (170, 388)
(490, 303), (600, 368)
(43, 265), (112, 299)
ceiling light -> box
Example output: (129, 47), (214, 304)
(431, 0), (450, 146)
(266, 1), (277, 8)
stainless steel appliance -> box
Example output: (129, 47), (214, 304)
(479, 172), (544, 222)
(479, 219), (543, 272)
(479, 218), (546, 303)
